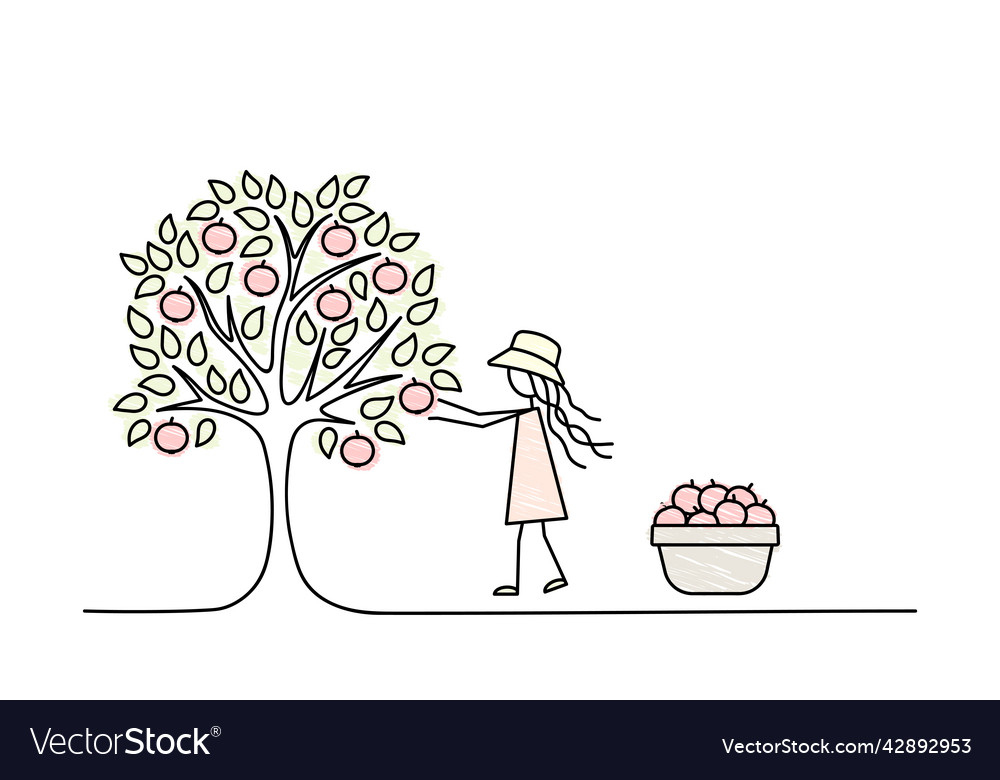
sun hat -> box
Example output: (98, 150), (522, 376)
(487, 330), (564, 385)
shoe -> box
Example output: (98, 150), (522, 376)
(543, 578), (568, 594)
(493, 585), (519, 596)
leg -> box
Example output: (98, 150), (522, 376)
(541, 522), (568, 593)
(493, 524), (524, 596)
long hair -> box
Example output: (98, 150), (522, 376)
(528, 373), (613, 469)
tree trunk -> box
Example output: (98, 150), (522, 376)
(244, 428), (312, 608)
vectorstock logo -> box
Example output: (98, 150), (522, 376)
(30, 727), (220, 756)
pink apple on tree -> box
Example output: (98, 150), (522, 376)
(243, 261), (279, 297)
(399, 378), (435, 415)
(320, 224), (356, 257)
(154, 417), (189, 454)
(373, 259), (408, 294)
(340, 430), (376, 468)
(159, 287), (195, 323)
(316, 286), (352, 321)
(202, 219), (237, 255)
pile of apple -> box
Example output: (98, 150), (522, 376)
(654, 480), (775, 525)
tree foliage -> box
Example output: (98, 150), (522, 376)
(111, 172), (460, 468)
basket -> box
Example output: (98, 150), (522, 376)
(650, 524), (780, 595)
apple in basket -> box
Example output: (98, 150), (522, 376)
(653, 505), (687, 525)
(698, 480), (728, 513)
(671, 480), (701, 513)
(746, 501), (776, 525)
(714, 499), (747, 525)
(726, 483), (757, 507)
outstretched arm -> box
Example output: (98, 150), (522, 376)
(429, 398), (528, 429)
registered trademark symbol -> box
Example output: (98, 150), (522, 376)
(211, 726), (221, 738)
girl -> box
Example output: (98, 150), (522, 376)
(431, 331), (613, 595)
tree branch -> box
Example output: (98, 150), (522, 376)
(157, 365), (268, 417)
(264, 217), (372, 385)
(183, 276), (270, 408)
(253, 213), (332, 376)
(184, 275), (235, 344)
(226, 295), (268, 374)
(303, 327), (332, 401)
(274, 213), (332, 298)
(280, 326), (328, 406)
(315, 317), (404, 415)
(292, 252), (380, 306)
(273, 252), (384, 406)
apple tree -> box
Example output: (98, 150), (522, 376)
(108, 171), (461, 609)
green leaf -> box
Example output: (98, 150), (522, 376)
(323, 348), (350, 369)
(187, 332), (207, 366)
(234, 207), (270, 231)
(177, 231), (200, 268)
(316, 175), (339, 208)
(392, 333), (418, 367)
(138, 374), (176, 396)
(159, 214), (177, 244)
(349, 271), (368, 301)
(187, 200), (219, 221)
(361, 395), (394, 419)
(344, 175), (370, 199)
(127, 306), (153, 339)
(407, 298), (438, 326)
(366, 298), (387, 331)
(412, 265), (435, 297)
(297, 311), (318, 345)
(230, 369), (250, 403)
(128, 419), (151, 446)
(209, 179), (236, 204)
(422, 343), (455, 366)
(339, 203), (373, 223)
(147, 241), (172, 272)
(113, 392), (147, 413)
(266, 174), (286, 209)
(431, 369), (462, 392)
(243, 170), (262, 199)
(242, 306), (265, 340)
(364, 212), (390, 246)
(121, 253), (148, 276)
(206, 262), (233, 293)
(389, 232), (420, 253)
(195, 418), (217, 447)
(207, 365), (226, 394)
(240, 236), (273, 258)
(319, 427), (339, 458)
(130, 345), (160, 370)
(160, 326), (181, 359)
(375, 421), (405, 445)
(331, 318), (358, 345)
(292, 192), (313, 227)
(135, 274), (165, 300)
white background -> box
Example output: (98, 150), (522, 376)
(2, 1), (998, 699)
